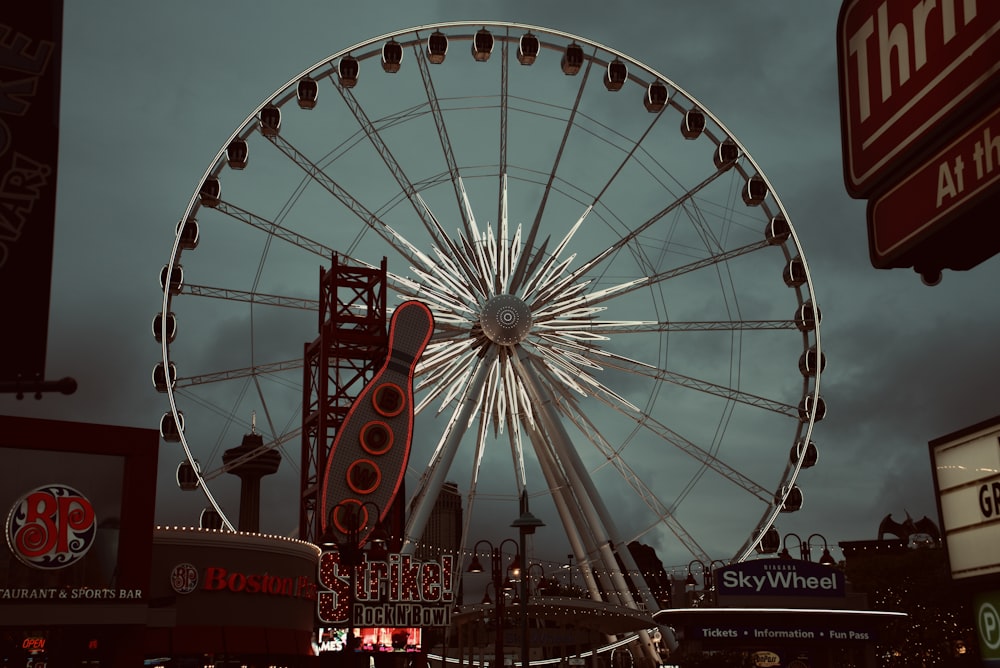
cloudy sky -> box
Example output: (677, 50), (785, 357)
(5, 1), (999, 576)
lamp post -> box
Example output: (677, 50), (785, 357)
(685, 559), (707, 606)
(779, 532), (803, 560)
(525, 564), (550, 596)
(706, 560), (729, 591)
(320, 500), (384, 653)
(511, 490), (545, 668)
(778, 531), (836, 564)
(563, 554), (575, 592)
(806, 533), (837, 564)
(468, 538), (520, 668)
(685, 559), (706, 589)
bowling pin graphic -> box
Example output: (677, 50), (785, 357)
(320, 300), (434, 544)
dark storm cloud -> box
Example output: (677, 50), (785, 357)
(4, 1), (999, 568)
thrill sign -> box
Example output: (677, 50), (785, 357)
(837, 0), (1000, 275)
(320, 300), (434, 544)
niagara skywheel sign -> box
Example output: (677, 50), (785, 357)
(154, 22), (824, 665)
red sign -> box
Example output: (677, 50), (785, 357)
(868, 104), (1000, 267)
(5, 485), (96, 569)
(838, 0), (1000, 196)
(201, 566), (317, 600)
(320, 301), (433, 544)
(317, 551), (455, 626)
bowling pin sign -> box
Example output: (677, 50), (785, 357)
(320, 300), (434, 545)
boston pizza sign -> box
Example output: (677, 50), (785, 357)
(5, 484), (96, 570)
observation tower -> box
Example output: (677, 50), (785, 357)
(223, 415), (281, 533)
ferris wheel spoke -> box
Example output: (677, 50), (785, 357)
(588, 101), (666, 209)
(483, 357), (529, 490)
(413, 343), (479, 415)
(261, 133), (428, 270)
(403, 348), (498, 555)
(181, 284), (318, 311)
(523, 192), (764, 328)
(595, 349), (798, 418)
(411, 41), (476, 243)
(529, 348), (774, 503)
(548, 244), (771, 328)
(333, 77), (460, 258)
(540, 379), (713, 562)
(624, 352), (799, 419)
(210, 199), (335, 259)
(576, 319), (798, 334)
(404, 196), (491, 302)
(174, 358), (304, 389)
(635, 412), (773, 502)
(514, 349), (658, 612)
(497, 35), (509, 269)
(509, 48), (597, 296)
(543, 164), (739, 296)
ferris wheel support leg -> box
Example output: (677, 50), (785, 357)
(401, 349), (497, 555)
(512, 349), (665, 665)
(522, 411), (603, 600)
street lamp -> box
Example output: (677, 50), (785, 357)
(705, 560), (729, 591)
(511, 491), (545, 668)
(779, 532), (802, 560)
(468, 538), (520, 668)
(320, 500), (384, 653)
(685, 559), (706, 590)
(562, 554), (575, 592)
(806, 533), (837, 565)
(524, 564), (551, 596)
(779, 532), (836, 564)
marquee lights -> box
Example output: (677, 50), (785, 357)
(318, 550), (455, 626)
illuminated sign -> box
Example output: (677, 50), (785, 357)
(5, 484), (96, 569)
(320, 301), (434, 545)
(169, 562), (199, 595)
(0, 417), (159, 617)
(317, 551), (455, 627)
(202, 566), (317, 600)
(168, 561), (317, 600)
(692, 624), (872, 642)
(716, 560), (845, 598)
(752, 651), (780, 667)
(976, 590), (1000, 661)
(22, 637), (45, 651)
(316, 626), (423, 653)
(0, 587), (143, 600)
(930, 417), (1000, 579)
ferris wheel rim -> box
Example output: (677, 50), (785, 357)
(156, 22), (824, 638)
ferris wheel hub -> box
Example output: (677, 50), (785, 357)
(479, 294), (532, 345)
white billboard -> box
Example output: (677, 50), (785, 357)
(930, 415), (1000, 580)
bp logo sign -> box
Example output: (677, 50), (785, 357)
(5, 484), (97, 569)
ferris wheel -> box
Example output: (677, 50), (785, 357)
(154, 18), (824, 643)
